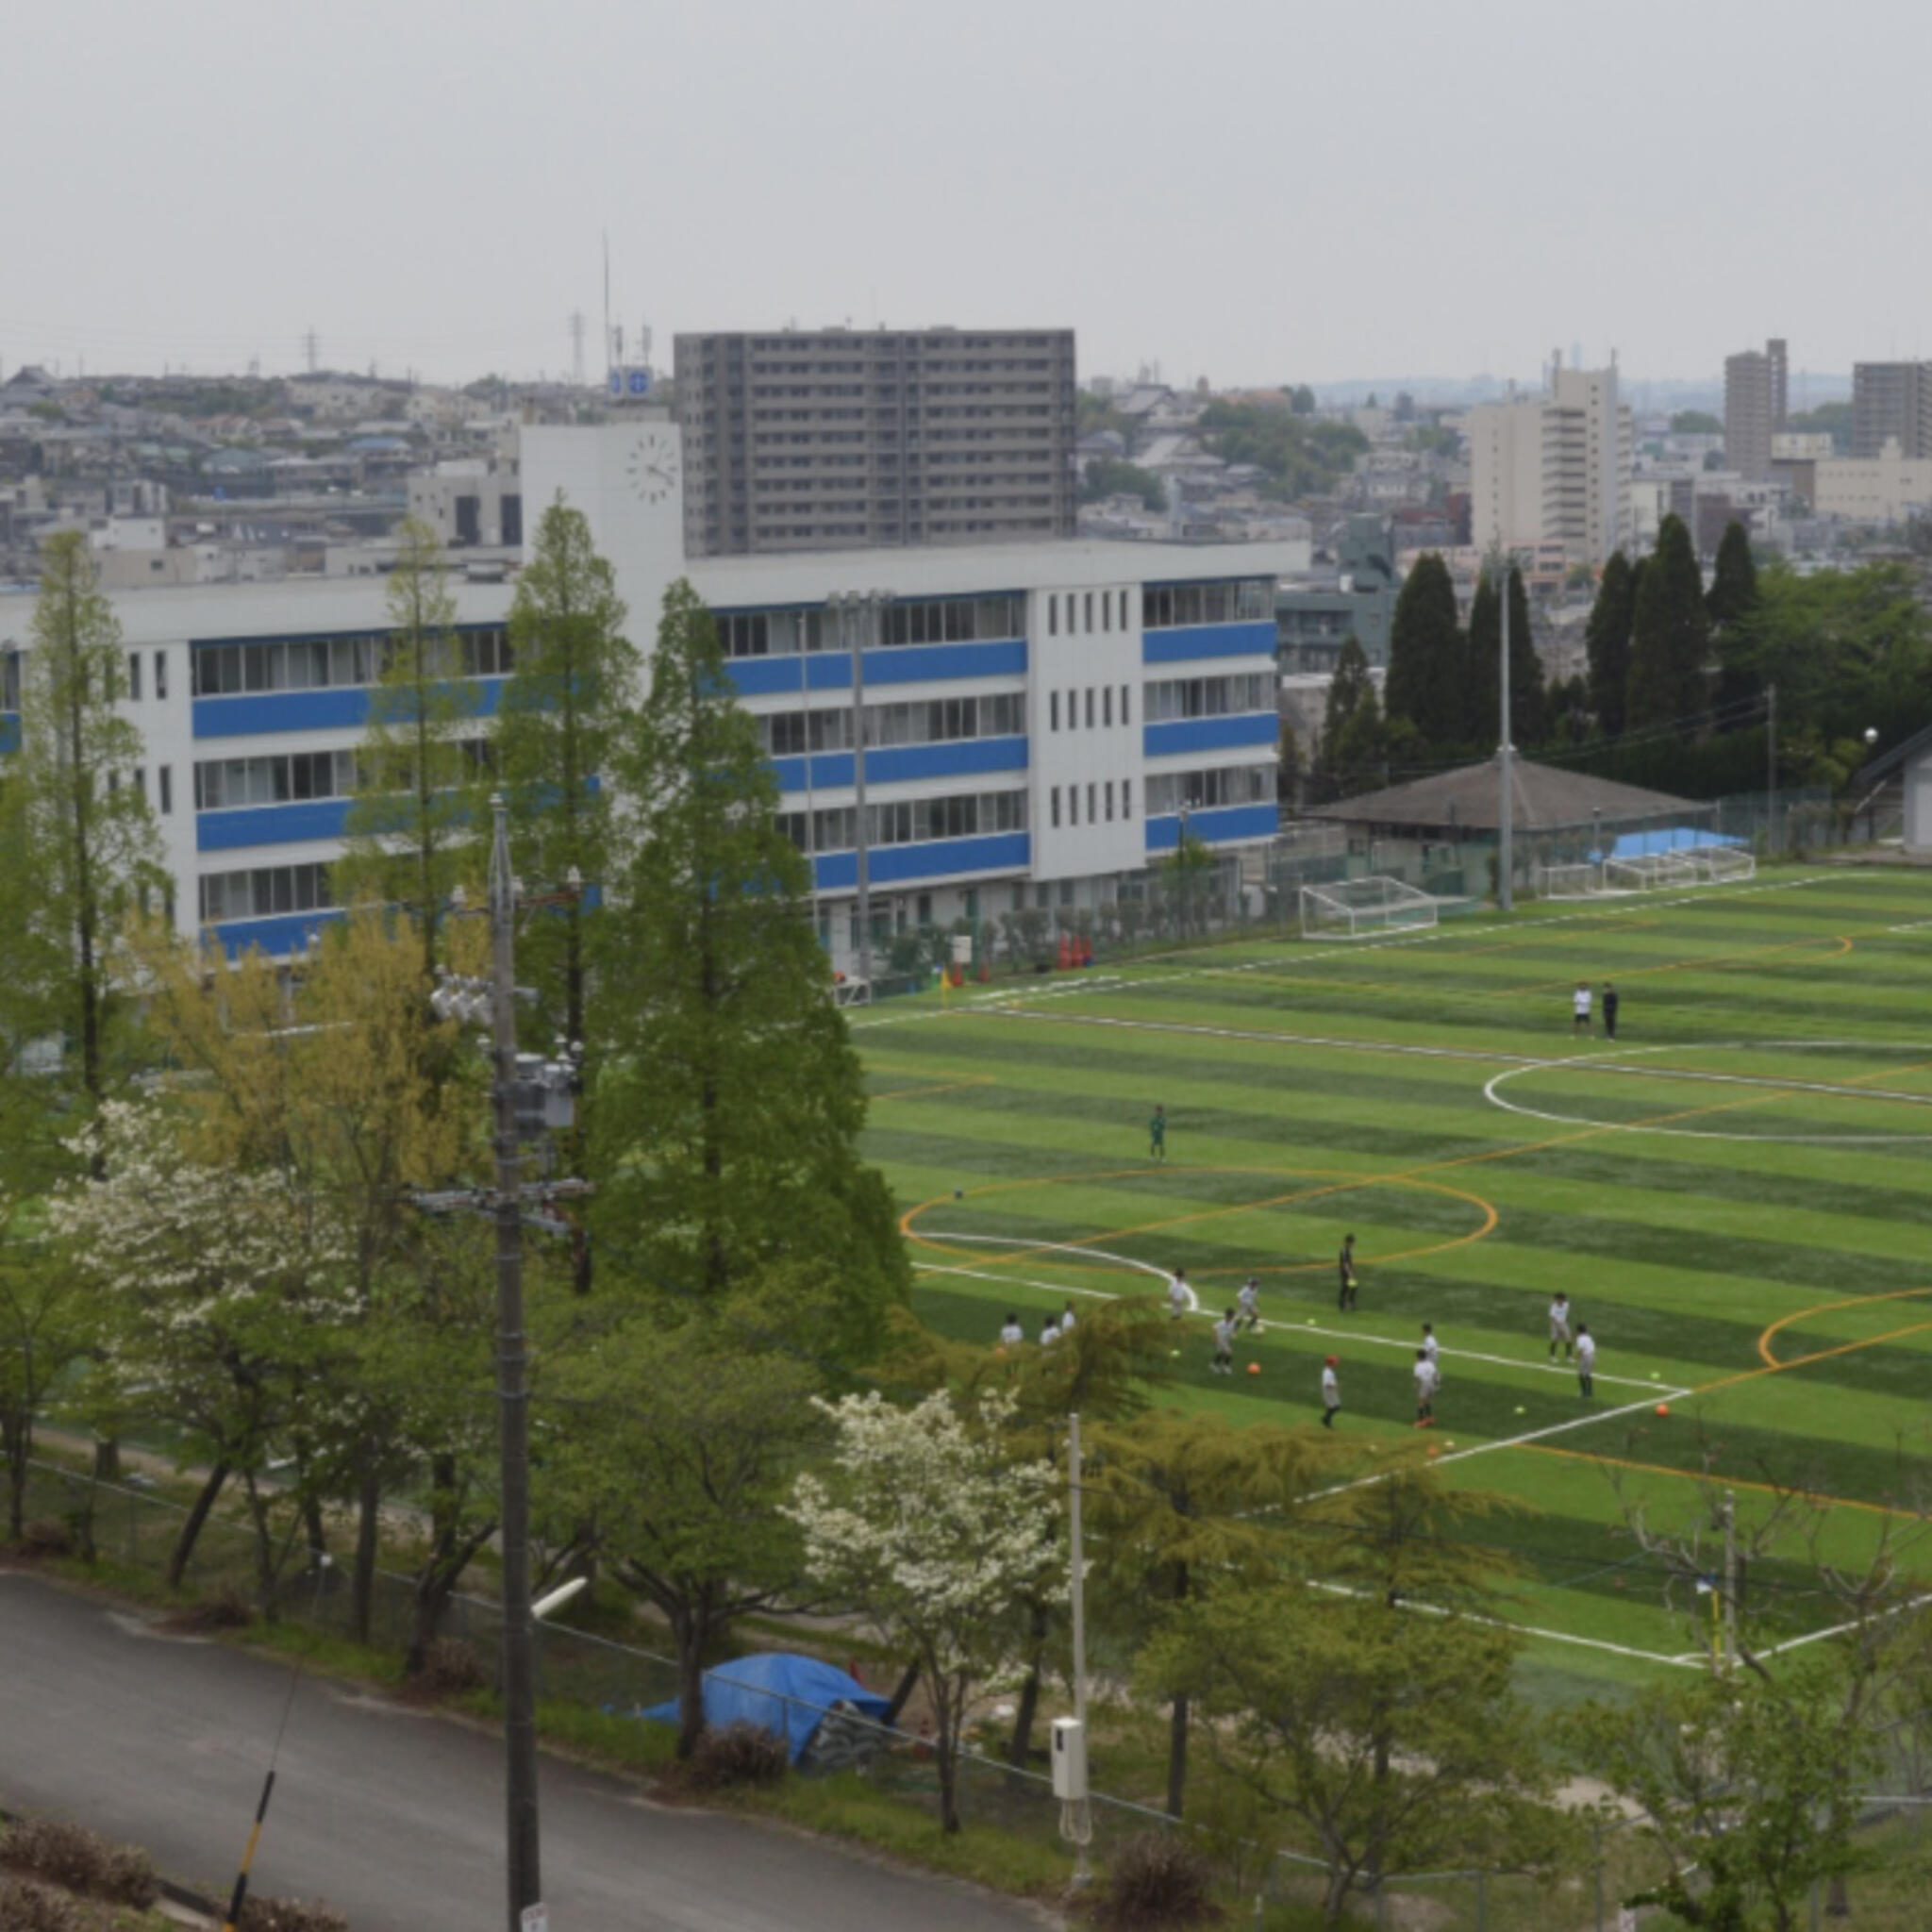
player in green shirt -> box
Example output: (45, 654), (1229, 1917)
(1149, 1104), (1167, 1162)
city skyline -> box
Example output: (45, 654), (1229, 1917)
(5, 0), (1928, 392)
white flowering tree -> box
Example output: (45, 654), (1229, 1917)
(786, 1388), (1064, 1833)
(49, 1099), (354, 1600)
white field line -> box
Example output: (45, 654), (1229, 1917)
(1304, 1577), (1702, 1668)
(1751, 1589), (1932, 1661)
(915, 1239), (1680, 1392)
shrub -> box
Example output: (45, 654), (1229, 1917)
(15, 1519), (73, 1558)
(1, 1816), (158, 1907)
(410, 1636), (488, 1697)
(1092, 1829), (1222, 1928)
(238, 1895), (350, 1932)
(684, 1720), (790, 1792)
(0, 1875), (81, 1932)
(164, 1583), (256, 1633)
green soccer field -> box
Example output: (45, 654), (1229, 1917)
(852, 865), (1932, 1702)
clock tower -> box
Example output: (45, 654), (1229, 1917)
(519, 418), (687, 633)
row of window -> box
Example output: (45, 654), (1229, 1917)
(191, 628), (512, 697)
(1048, 588), (1129, 638)
(714, 595), (1026, 660)
(1141, 675), (1275, 722)
(1141, 580), (1274, 628)
(110, 765), (175, 814)
(194, 748), (360, 811)
(125, 651), (171, 701)
(1, 650), (18, 711)
(199, 862), (333, 924)
(1050, 684), (1131, 732)
(759, 691), (1025, 757)
(1142, 765), (1275, 815)
(1050, 779), (1132, 830)
(776, 789), (1028, 853)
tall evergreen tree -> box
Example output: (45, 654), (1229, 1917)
(1505, 565), (1546, 746)
(1584, 551), (1637, 738)
(1316, 638), (1385, 801)
(497, 498), (638, 1053)
(1626, 514), (1711, 733)
(1464, 570), (1500, 745)
(0, 531), (166, 1181)
(334, 518), (488, 980)
(592, 581), (907, 1361)
(1706, 520), (1760, 638)
(1382, 553), (1464, 748)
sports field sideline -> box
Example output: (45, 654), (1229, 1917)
(853, 865), (1932, 1699)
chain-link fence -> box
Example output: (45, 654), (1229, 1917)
(15, 1457), (1931, 1928)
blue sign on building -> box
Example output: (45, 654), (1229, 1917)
(608, 367), (652, 397)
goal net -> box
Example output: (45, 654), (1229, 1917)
(1300, 875), (1439, 940)
(1602, 852), (1697, 891)
(1532, 860), (1604, 901)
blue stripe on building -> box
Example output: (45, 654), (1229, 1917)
(204, 908), (346, 960)
(770, 735), (1028, 794)
(192, 677), (506, 741)
(197, 798), (354, 852)
(1142, 714), (1279, 759)
(0, 713), (19, 757)
(1144, 803), (1278, 852)
(727, 639), (1026, 699)
(810, 830), (1030, 891)
(1141, 622), (1277, 665)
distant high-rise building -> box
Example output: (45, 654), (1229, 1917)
(1852, 360), (1932, 459)
(674, 327), (1077, 556)
(1468, 353), (1633, 566)
(1724, 338), (1788, 482)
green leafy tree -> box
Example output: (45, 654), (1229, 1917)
(334, 517), (488, 980)
(1564, 1662), (1879, 1932)
(593, 581), (907, 1359)
(1787, 401), (1852, 449)
(0, 1192), (98, 1540)
(1140, 1583), (1560, 1925)
(1670, 409), (1723, 435)
(1626, 514), (1710, 732)
(1584, 550), (1638, 738)
(1079, 458), (1166, 510)
(1089, 1410), (1337, 1818)
(547, 1297), (827, 1757)
(497, 498), (638, 1054)
(0, 531), (167, 1181)
(1382, 553), (1464, 747)
(1196, 401), (1368, 500)
(1327, 679), (1391, 799)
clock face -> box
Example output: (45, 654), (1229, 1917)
(624, 431), (680, 505)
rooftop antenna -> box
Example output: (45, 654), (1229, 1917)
(602, 232), (613, 380)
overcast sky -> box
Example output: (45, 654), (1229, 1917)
(5, 0), (1924, 393)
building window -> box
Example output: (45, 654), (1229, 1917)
(1103, 686), (1112, 727)
(1050, 691), (1059, 732)
(1051, 787), (1061, 828)
(133, 768), (146, 802)
(155, 651), (168, 700)
(1085, 688), (1095, 729)
(1106, 780), (1115, 821)
(1084, 591), (1094, 633)
(1121, 684), (1131, 724)
(1069, 786), (1078, 826)
(1048, 594), (1058, 636)
(1066, 689), (1076, 730)
(1119, 589), (1129, 630)
(158, 766), (174, 815)
(127, 653), (143, 701)
(198, 861), (335, 924)
(1123, 777), (1132, 819)
(1088, 782), (1097, 824)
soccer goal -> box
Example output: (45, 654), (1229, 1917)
(1680, 846), (1757, 885)
(1532, 860), (1604, 901)
(1602, 851), (1694, 891)
(1300, 875), (1439, 940)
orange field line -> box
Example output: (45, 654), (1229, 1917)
(1522, 1441), (1924, 1523)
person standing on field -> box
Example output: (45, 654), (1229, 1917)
(1236, 1275), (1261, 1332)
(1320, 1356), (1341, 1428)
(1575, 1323), (1596, 1398)
(999, 1312), (1024, 1348)
(1603, 982), (1620, 1041)
(1338, 1234), (1358, 1312)
(1211, 1308), (1236, 1375)
(1421, 1322), (1440, 1381)
(1168, 1267), (1194, 1321)
(1549, 1292), (1574, 1360)
(1413, 1348), (1440, 1427)
(1573, 981), (1592, 1036)
(1149, 1104), (1167, 1162)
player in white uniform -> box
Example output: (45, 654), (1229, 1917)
(999, 1313), (1024, 1347)
(1575, 1323), (1596, 1398)
(1210, 1309), (1236, 1375)
(1058, 1301), (1076, 1335)
(1549, 1293), (1574, 1360)
(1573, 982), (1592, 1036)
(1236, 1276), (1261, 1332)
(1413, 1348), (1441, 1427)
(1421, 1323), (1440, 1373)
(1168, 1268), (1195, 1321)
(1040, 1314), (1061, 1346)
(1320, 1356), (1341, 1428)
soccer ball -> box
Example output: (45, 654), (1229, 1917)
(1514, 1406), (1525, 1416)
(1254, 1322), (1265, 1335)
(1247, 1362), (1260, 1375)
(1655, 1403), (1670, 1418)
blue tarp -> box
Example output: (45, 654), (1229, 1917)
(639, 1653), (892, 1763)
(1609, 826), (1743, 858)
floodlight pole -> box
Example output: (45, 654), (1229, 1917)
(1497, 558), (1514, 911)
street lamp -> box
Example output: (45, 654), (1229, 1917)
(826, 591), (894, 997)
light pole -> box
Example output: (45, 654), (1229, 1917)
(1497, 556), (1515, 911)
(827, 590), (893, 995)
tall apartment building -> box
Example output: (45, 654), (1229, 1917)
(1724, 338), (1788, 481)
(675, 326), (1077, 557)
(1852, 361), (1932, 459)
(1468, 356), (1633, 566)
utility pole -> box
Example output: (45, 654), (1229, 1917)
(1722, 1490), (1739, 1674)
(1065, 1411), (1092, 1885)
(1497, 558), (1515, 911)
(568, 311), (586, 391)
(1766, 682), (1778, 857)
(489, 798), (541, 1932)
(304, 328), (319, 375)
(828, 591), (893, 995)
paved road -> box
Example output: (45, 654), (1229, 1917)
(0, 1570), (1050, 1931)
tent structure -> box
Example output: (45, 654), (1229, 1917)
(639, 1653), (891, 1763)
(1306, 757), (1708, 838)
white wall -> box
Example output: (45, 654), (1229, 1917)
(1029, 582), (1143, 881)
